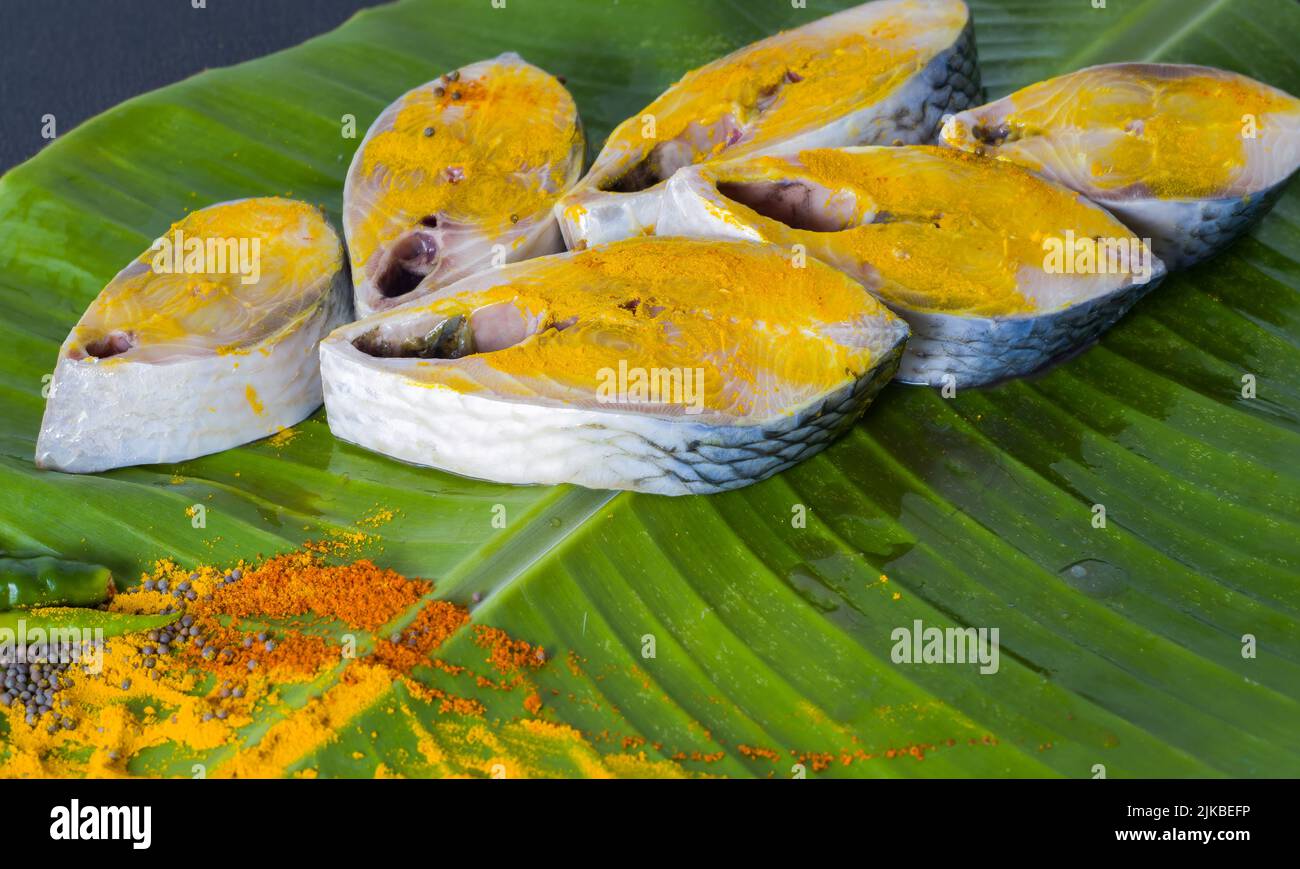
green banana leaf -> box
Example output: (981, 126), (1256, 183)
(1, 0), (1297, 778)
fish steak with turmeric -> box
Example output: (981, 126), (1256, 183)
(940, 63), (1300, 268)
(557, 0), (980, 248)
(660, 146), (1165, 386)
(321, 237), (909, 495)
(345, 52), (584, 316)
(36, 198), (349, 473)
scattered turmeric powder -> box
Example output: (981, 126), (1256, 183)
(358, 507), (396, 528)
(223, 662), (394, 779)
(303, 529), (379, 558)
(266, 426), (299, 448)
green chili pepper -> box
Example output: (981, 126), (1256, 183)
(0, 608), (177, 639)
(0, 555), (115, 611)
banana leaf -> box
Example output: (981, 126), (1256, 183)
(0, 0), (1297, 778)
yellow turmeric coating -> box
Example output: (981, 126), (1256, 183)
(70, 197), (338, 357)
(951, 65), (1300, 199)
(708, 147), (1142, 316)
(351, 59), (581, 270)
(395, 238), (895, 420)
(598, 0), (964, 181)
(245, 385), (265, 416)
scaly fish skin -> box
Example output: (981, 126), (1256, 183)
(659, 146), (1166, 387)
(557, 0), (980, 250)
(940, 62), (1300, 269)
(1088, 184), (1292, 272)
(345, 53), (584, 317)
(36, 198), (348, 474)
(321, 238), (908, 495)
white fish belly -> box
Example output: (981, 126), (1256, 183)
(36, 272), (350, 474)
(320, 332), (904, 496)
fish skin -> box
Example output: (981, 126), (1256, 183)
(659, 146), (1166, 387)
(320, 238), (908, 495)
(895, 278), (1163, 386)
(321, 351), (903, 495)
(940, 62), (1300, 269)
(35, 199), (349, 474)
(556, 0), (981, 250)
(344, 52), (584, 317)
(1093, 182), (1290, 271)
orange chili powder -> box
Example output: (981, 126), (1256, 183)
(473, 624), (546, 676)
(372, 600), (471, 672)
(213, 551), (429, 631)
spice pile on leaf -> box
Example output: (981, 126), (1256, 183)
(1, 545), (617, 778)
(11, 0), (1300, 776)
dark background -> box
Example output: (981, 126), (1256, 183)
(0, 0), (386, 172)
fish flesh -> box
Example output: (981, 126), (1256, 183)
(320, 237), (908, 495)
(36, 198), (349, 473)
(556, 0), (980, 250)
(344, 52), (584, 317)
(940, 63), (1300, 269)
(659, 146), (1165, 386)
